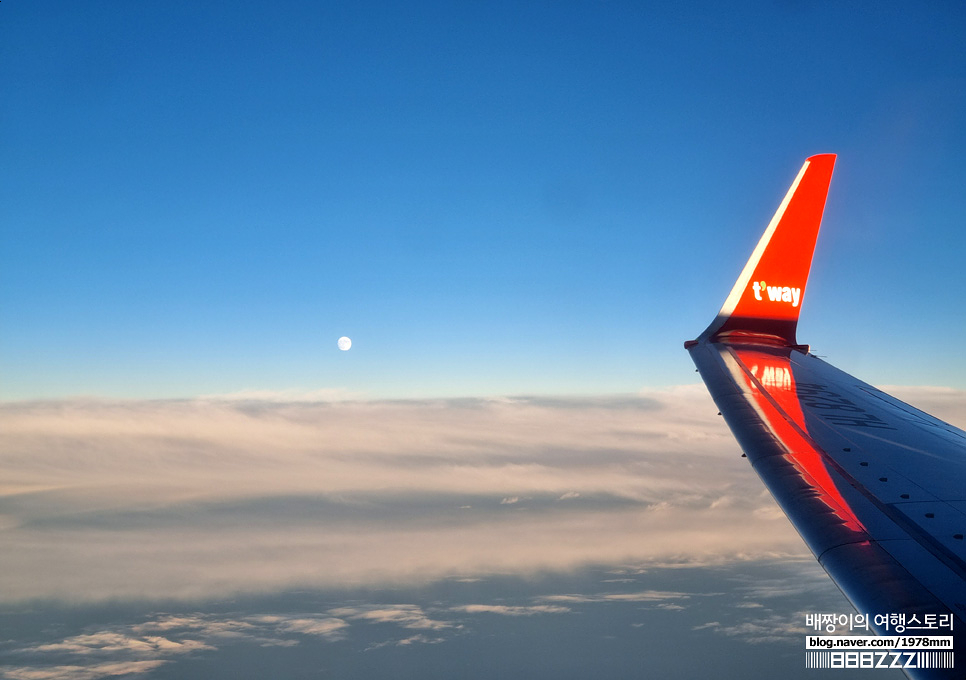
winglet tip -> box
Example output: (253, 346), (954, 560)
(697, 154), (836, 346)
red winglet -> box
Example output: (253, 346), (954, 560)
(698, 154), (836, 347)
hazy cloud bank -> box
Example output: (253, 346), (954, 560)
(2, 386), (963, 602)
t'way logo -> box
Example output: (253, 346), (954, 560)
(752, 281), (801, 307)
(751, 363), (792, 389)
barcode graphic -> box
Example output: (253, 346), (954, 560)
(805, 651), (954, 669)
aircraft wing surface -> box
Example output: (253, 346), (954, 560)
(686, 155), (966, 678)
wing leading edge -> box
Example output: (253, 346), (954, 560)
(686, 155), (966, 679)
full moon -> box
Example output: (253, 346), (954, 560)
(337, 336), (352, 351)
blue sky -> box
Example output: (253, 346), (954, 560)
(3, 1), (965, 399)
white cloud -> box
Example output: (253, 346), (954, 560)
(393, 634), (444, 646)
(600, 590), (691, 602)
(538, 594), (594, 603)
(0, 661), (167, 680)
(539, 589), (691, 605)
(692, 621), (720, 631)
(274, 617), (350, 639)
(452, 604), (570, 616)
(328, 605), (454, 631)
(27, 632), (210, 657)
(5, 612), (360, 680)
(694, 614), (806, 644)
(364, 634), (446, 650)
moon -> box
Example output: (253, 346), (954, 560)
(337, 336), (352, 351)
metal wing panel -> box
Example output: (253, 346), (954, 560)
(688, 340), (966, 678)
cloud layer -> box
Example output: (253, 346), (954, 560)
(2, 386), (963, 602)
(1, 558), (855, 680)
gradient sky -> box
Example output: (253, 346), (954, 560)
(3, 1), (966, 400)
(2, 3), (965, 679)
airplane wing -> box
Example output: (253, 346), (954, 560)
(685, 154), (966, 679)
